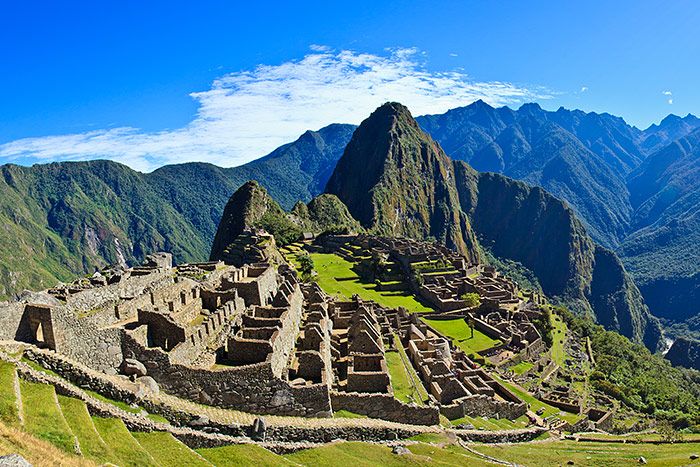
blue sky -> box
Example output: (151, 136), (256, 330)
(2, 0), (699, 171)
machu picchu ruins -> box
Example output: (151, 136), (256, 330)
(0, 225), (622, 462)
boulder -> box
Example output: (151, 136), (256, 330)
(392, 446), (411, 455)
(188, 415), (210, 427)
(0, 454), (33, 466)
(252, 417), (267, 441)
(123, 358), (147, 377)
(137, 376), (159, 394)
(143, 252), (173, 269)
(638, 457), (647, 464)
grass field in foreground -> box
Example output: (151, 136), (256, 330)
(306, 253), (434, 313)
(422, 318), (500, 354)
(197, 443), (297, 467)
(0, 360), (18, 425)
(57, 395), (115, 465)
(19, 380), (75, 453)
(476, 439), (700, 467)
(131, 431), (212, 467)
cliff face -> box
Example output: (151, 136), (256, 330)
(324, 102), (662, 351)
(453, 160), (661, 350)
(325, 102), (480, 261)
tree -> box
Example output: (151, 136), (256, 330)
(460, 292), (481, 308)
(297, 254), (314, 282)
(467, 317), (475, 339)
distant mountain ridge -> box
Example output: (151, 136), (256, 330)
(1, 101), (699, 335)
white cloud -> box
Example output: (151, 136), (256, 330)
(580, 86), (588, 92)
(0, 48), (552, 172)
(663, 90), (672, 95)
(669, 99), (673, 104)
(450, 53), (458, 57)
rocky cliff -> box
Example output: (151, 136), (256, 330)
(325, 102), (480, 262)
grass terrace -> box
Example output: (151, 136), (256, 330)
(303, 253), (434, 313)
(422, 318), (500, 354)
(0, 360), (18, 425)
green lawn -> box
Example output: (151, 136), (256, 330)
(510, 361), (534, 375)
(19, 381), (75, 453)
(0, 361), (18, 425)
(285, 441), (434, 467)
(91, 417), (159, 467)
(422, 318), (500, 354)
(394, 335), (430, 403)
(132, 431), (212, 467)
(333, 410), (367, 419)
(476, 439), (700, 467)
(386, 350), (418, 404)
(197, 444), (297, 467)
(306, 253), (434, 313)
(57, 395), (116, 464)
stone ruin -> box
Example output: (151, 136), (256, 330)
(0, 234), (613, 431)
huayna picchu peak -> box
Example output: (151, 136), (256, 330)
(325, 102), (480, 261)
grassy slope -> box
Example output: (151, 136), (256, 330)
(56, 395), (116, 465)
(476, 439), (700, 467)
(197, 444), (298, 467)
(19, 380), (75, 453)
(0, 420), (95, 467)
(0, 361), (19, 426)
(132, 431), (213, 467)
(91, 417), (159, 467)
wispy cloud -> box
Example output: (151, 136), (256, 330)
(0, 47), (552, 172)
(580, 86), (588, 92)
(663, 90), (672, 95)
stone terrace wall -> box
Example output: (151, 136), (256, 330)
(330, 391), (439, 426)
(50, 307), (124, 372)
(269, 286), (304, 377)
(122, 333), (331, 417)
(440, 394), (527, 420)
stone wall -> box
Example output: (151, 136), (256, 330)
(330, 391), (439, 426)
(0, 302), (30, 341)
(122, 333), (331, 417)
(48, 307), (124, 372)
(64, 270), (173, 313)
(440, 394), (527, 420)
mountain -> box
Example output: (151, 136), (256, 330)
(413, 101), (700, 327)
(210, 181), (362, 262)
(619, 127), (700, 321)
(0, 124), (355, 299)
(325, 102), (480, 260)
(324, 102), (662, 350)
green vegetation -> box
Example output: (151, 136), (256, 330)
(297, 253), (314, 282)
(510, 361), (534, 375)
(460, 292), (481, 308)
(386, 350), (425, 405)
(422, 318), (500, 354)
(560, 308), (700, 430)
(91, 416), (159, 467)
(19, 380), (75, 452)
(286, 441), (431, 467)
(476, 439), (700, 467)
(0, 361), (18, 425)
(57, 395), (115, 464)
(132, 431), (212, 467)
(197, 443), (298, 467)
(307, 253), (433, 312)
